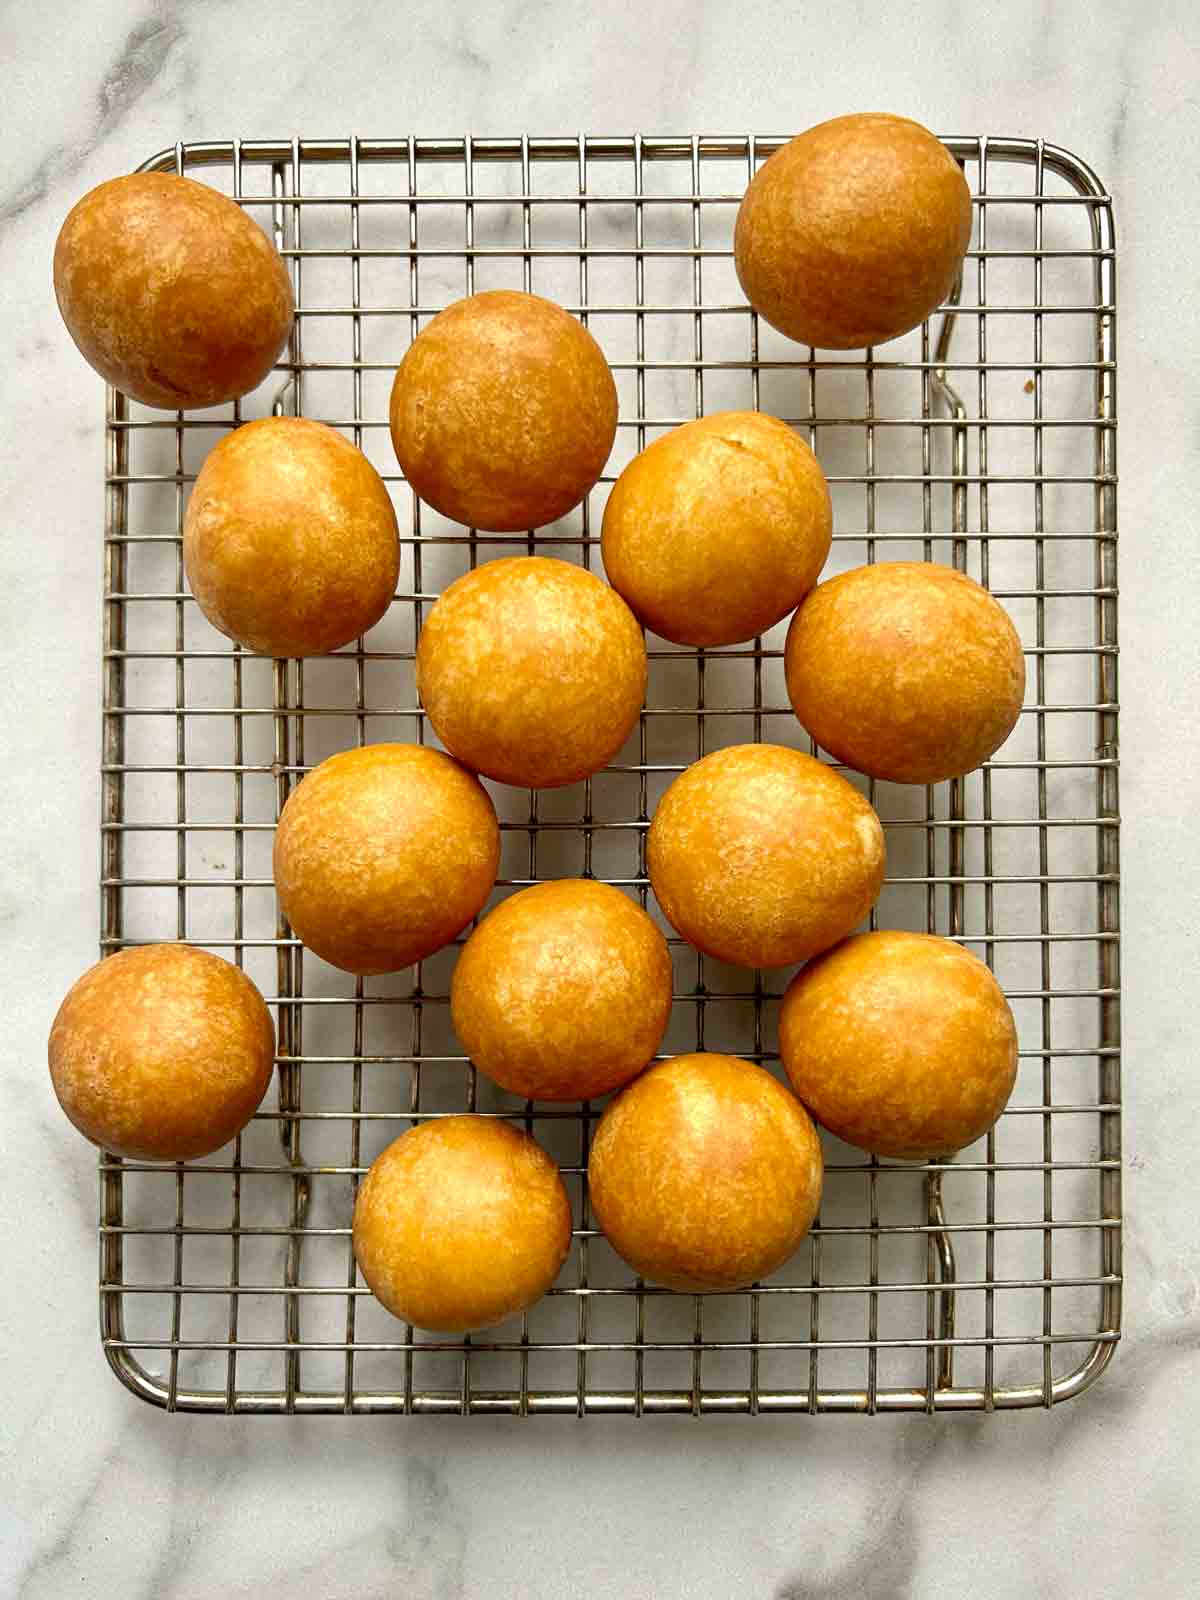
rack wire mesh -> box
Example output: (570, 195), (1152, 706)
(97, 133), (1120, 1415)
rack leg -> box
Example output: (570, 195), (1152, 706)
(927, 278), (971, 1394)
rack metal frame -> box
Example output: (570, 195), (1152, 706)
(97, 134), (1120, 1415)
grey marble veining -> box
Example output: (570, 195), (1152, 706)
(2, 0), (1199, 1595)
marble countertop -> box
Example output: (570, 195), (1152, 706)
(3, 2), (1198, 1595)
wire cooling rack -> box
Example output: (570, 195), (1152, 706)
(97, 133), (1120, 1415)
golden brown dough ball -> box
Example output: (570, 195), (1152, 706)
(779, 931), (1018, 1159)
(734, 114), (972, 350)
(588, 1053), (822, 1291)
(601, 411), (832, 647)
(389, 289), (617, 531)
(273, 744), (499, 975)
(183, 417), (399, 657)
(647, 744), (884, 969)
(416, 556), (646, 789)
(48, 944), (274, 1161)
(784, 562), (1026, 784)
(451, 879), (672, 1103)
(353, 1115), (572, 1332)
(53, 172), (293, 409)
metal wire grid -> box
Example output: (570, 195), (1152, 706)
(96, 134), (1120, 1415)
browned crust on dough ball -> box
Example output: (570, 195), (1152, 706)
(273, 743), (500, 975)
(352, 1115), (572, 1331)
(48, 944), (275, 1161)
(784, 561), (1026, 784)
(646, 743), (885, 969)
(415, 556), (647, 789)
(183, 417), (399, 657)
(601, 411), (832, 647)
(53, 172), (294, 409)
(451, 879), (673, 1102)
(588, 1053), (823, 1291)
(779, 930), (1018, 1158)
(389, 289), (617, 531)
(734, 113), (972, 350)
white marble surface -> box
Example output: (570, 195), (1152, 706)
(2, 1), (1199, 1595)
